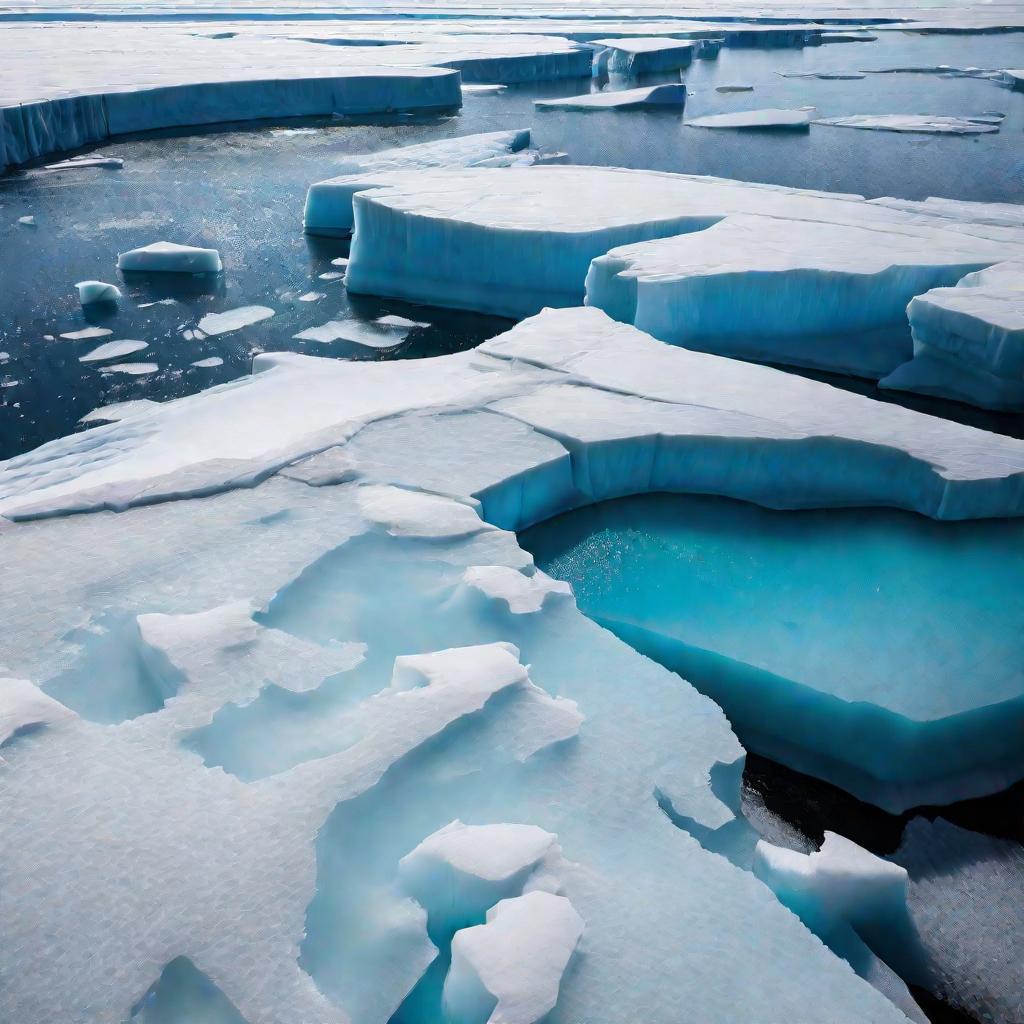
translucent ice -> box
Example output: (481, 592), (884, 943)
(118, 241), (223, 274)
(76, 280), (122, 305)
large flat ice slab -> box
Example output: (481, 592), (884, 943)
(686, 108), (812, 129)
(534, 84), (685, 112)
(586, 211), (1016, 377)
(344, 165), (1024, 323)
(304, 129), (533, 236)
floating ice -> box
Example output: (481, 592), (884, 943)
(17, 215), (35, 226)
(191, 357), (224, 369)
(298, 292), (325, 302)
(882, 257), (1024, 409)
(79, 339), (149, 363)
(586, 210), (1016, 377)
(716, 84), (754, 92)
(304, 130), (532, 236)
(319, 271), (345, 281)
(817, 113), (1001, 134)
(779, 70), (866, 79)
(196, 305), (274, 336)
(590, 37), (697, 74)
(76, 280), (121, 305)
(118, 241), (223, 274)
(444, 891), (584, 1024)
(294, 319), (408, 348)
(686, 108), (812, 129)
(535, 84), (685, 111)
(375, 315), (429, 329)
(45, 154), (123, 171)
(462, 83), (508, 94)
(59, 326), (113, 341)
(100, 362), (159, 375)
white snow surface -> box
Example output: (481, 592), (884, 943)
(118, 241), (223, 274)
(445, 891), (585, 1024)
(0, 677), (75, 748)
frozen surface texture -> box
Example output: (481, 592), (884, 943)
(882, 256), (1024, 409)
(304, 130), (534, 236)
(344, 165), (1024, 330)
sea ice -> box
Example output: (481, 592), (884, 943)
(881, 257), (1024, 409)
(816, 113), (1001, 134)
(79, 339), (149, 363)
(101, 362), (159, 375)
(535, 84), (685, 111)
(79, 399), (162, 424)
(461, 566), (572, 615)
(59, 326), (113, 341)
(686, 108), (812, 129)
(45, 154), (123, 171)
(303, 130), (533, 236)
(716, 84), (755, 92)
(76, 280), (122, 305)
(294, 319), (409, 348)
(586, 210), (1016, 377)
(444, 891), (584, 1024)
(780, 70), (866, 79)
(17, 215), (35, 226)
(375, 315), (429, 329)
(299, 292), (325, 302)
(590, 37), (697, 74)
(191, 357), (225, 368)
(196, 305), (274, 336)
(118, 241), (223, 274)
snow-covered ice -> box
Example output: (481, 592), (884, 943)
(79, 399), (162, 424)
(461, 566), (572, 614)
(76, 280), (121, 305)
(78, 339), (149, 363)
(191, 357), (225, 368)
(535, 84), (685, 111)
(294, 319), (410, 347)
(444, 891), (584, 1024)
(100, 362), (159, 375)
(196, 305), (275, 336)
(118, 241), (223, 274)
(59, 326), (113, 341)
(304, 130), (533, 236)
(686, 108), (812, 129)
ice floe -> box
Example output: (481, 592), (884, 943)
(59, 326), (113, 341)
(100, 362), (159, 375)
(686, 107), (812, 129)
(79, 399), (162, 424)
(196, 305), (274, 336)
(78, 339), (149, 363)
(816, 113), (1002, 134)
(118, 241), (223, 274)
(191, 357), (225, 368)
(294, 319), (410, 347)
(590, 37), (698, 74)
(76, 280), (121, 305)
(535, 84), (685, 111)
(304, 129), (533, 236)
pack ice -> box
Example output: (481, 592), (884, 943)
(534, 84), (686, 112)
(882, 257), (1024, 409)
(344, 165), (1023, 379)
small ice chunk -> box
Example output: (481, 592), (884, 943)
(0, 677), (74, 748)
(294, 319), (407, 348)
(191, 357), (224, 368)
(79, 399), (161, 424)
(816, 114), (1000, 134)
(138, 298), (178, 308)
(536, 84), (685, 111)
(76, 280), (122, 305)
(79, 339), (148, 363)
(687, 108), (812, 129)
(318, 271), (345, 281)
(462, 84), (508, 94)
(45, 155), (123, 171)
(444, 891), (584, 1024)
(716, 84), (755, 92)
(117, 241), (223, 273)
(357, 485), (488, 539)
(59, 326), (113, 341)
(780, 71), (866, 79)
(100, 362), (159, 375)
(0, 352), (9, 363)
(462, 566), (572, 614)
(298, 291), (325, 302)
(331, 257), (350, 268)
(375, 315), (429, 329)
(17, 215), (36, 226)
(196, 305), (274, 336)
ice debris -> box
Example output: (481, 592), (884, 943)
(76, 280), (122, 305)
(196, 305), (274, 336)
(17, 215), (35, 226)
(45, 154), (123, 171)
(294, 319), (409, 348)
(59, 326), (113, 341)
(117, 241), (223, 274)
(816, 113), (1001, 134)
(100, 362), (159, 375)
(191, 357), (224, 368)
